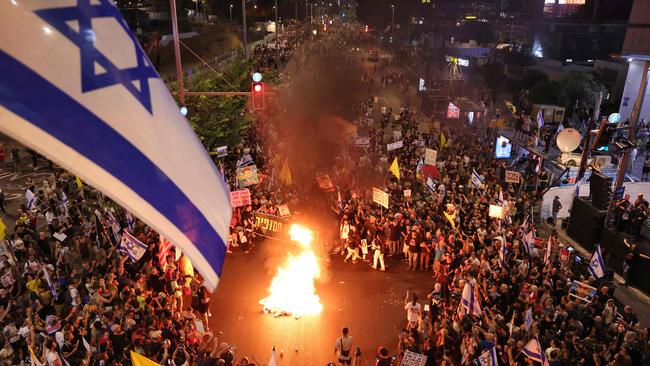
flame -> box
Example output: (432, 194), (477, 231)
(259, 224), (323, 317)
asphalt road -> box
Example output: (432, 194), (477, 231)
(208, 240), (435, 366)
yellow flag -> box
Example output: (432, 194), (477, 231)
(279, 158), (292, 186)
(443, 211), (456, 229)
(440, 131), (447, 149)
(75, 176), (83, 190)
(0, 218), (5, 241)
(29, 346), (43, 366)
(131, 351), (162, 366)
(389, 157), (400, 180)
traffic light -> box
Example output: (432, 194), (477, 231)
(251, 81), (265, 110)
(591, 121), (617, 151)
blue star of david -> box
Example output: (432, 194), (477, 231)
(35, 0), (158, 113)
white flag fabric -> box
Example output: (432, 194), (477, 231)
(536, 110), (545, 129)
(25, 189), (36, 210)
(588, 245), (606, 279)
(0, 1), (230, 290)
(523, 230), (535, 256)
(522, 338), (550, 366)
(119, 230), (148, 262)
(268, 348), (279, 366)
(474, 346), (498, 366)
(460, 282), (482, 317)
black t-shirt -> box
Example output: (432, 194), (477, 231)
(408, 236), (420, 253)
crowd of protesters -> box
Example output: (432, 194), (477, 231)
(323, 86), (650, 365)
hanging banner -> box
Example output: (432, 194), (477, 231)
(424, 149), (437, 166)
(372, 187), (389, 209)
(255, 212), (291, 240)
(505, 171), (521, 184)
(230, 189), (252, 208)
(236, 165), (260, 187)
(387, 140), (403, 151)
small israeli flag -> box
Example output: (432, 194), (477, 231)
(524, 307), (533, 332)
(119, 230), (148, 262)
(474, 346), (498, 366)
(588, 244), (606, 279)
(471, 168), (484, 188)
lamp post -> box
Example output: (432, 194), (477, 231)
(230, 4), (233, 23)
(391, 4), (395, 26)
(242, 0), (248, 58)
(274, 0), (279, 34)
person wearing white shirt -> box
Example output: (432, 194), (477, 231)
(334, 327), (354, 365)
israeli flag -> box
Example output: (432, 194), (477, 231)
(460, 282), (482, 317)
(497, 236), (508, 268)
(588, 244), (606, 279)
(60, 189), (69, 212)
(119, 230), (148, 262)
(125, 211), (135, 232)
(0, 1), (230, 290)
(522, 338), (550, 366)
(471, 168), (484, 188)
(544, 236), (552, 265)
(474, 347), (498, 366)
(523, 230), (535, 256)
(524, 307), (533, 332)
(25, 189), (36, 210)
(426, 177), (436, 194)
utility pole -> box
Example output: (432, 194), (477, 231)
(170, 0), (185, 105)
(230, 4), (233, 23)
(613, 61), (650, 191)
(275, 0), (279, 34)
(294, 1), (298, 21)
(577, 91), (602, 181)
(306, 1), (309, 22)
(242, 0), (248, 58)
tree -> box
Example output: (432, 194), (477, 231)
(558, 71), (605, 111)
(529, 80), (561, 105)
(171, 55), (254, 151)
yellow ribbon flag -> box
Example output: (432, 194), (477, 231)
(29, 346), (43, 366)
(75, 176), (83, 190)
(131, 351), (162, 366)
(443, 211), (456, 229)
(279, 158), (292, 186)
(0, 218), (5, 241)
(440, 131), (447, 149)
(389, 157), (400, 180)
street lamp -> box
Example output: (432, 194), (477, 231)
(391, 4), (395, 26)
(230, 4), (233, 23)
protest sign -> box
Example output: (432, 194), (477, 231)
(236, 165), (259, 187)
(387, 140), (403, 151)
(424, 148), (437, 166)
(560, 248), (570, 266)
(488, 205), (505, 219)
(372, 187), (389, 209)
(413, 140), (426, 147)
(569, 280), (597, 303)
(505, 170), (520, 184)
(277, 204), (291, 217)
(315, 174), (335, 191)
(400, 350), (427, 366)
(229, 189), (251, 208)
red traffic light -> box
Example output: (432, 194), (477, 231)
(251, 82), (265, 110)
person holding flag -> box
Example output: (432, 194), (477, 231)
(474, 346), (498, 366)
(459, 282), (482, 317)
(522, 338), (550, 366)
(389, 157), (400, 180)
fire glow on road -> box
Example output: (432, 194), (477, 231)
(259, 224), (323, 317)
